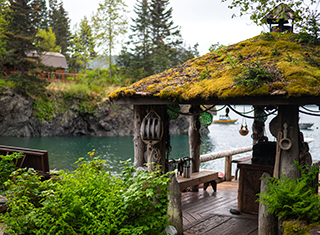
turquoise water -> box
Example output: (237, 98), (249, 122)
(0, 105), (319, 174)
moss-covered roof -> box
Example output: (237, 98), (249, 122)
(108, 32), (320, 104)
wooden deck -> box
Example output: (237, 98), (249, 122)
(182, 180), (258, 235)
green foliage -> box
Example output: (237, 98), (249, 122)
(1, 155), (172, 234)
(48, 0), (71, 55)
(258, 162), (320, 223)
(234, 62), (274, 87)
(117, 0), (199, 81)
(92, 0), (128, 79)
(32, 98), (56, 121)
(261, 32), (275, 41)
(0, 152), (23, 192)
(36, 27), (61, 52)
(209, 42), (227, 53)
(69, 16), (97, 73)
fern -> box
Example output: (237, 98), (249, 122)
(258, 163), (320, 223)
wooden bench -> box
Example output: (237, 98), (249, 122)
(0, 145), (50, 179)
(177, 169), (218, 191)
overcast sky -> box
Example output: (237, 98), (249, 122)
(63, 0), (266, 56)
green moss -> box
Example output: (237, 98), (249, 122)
(107, 32), (320, 102)
(282, 220), (319, 235)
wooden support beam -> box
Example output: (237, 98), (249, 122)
(258, 172), (277, 235)
(189, 105), (201, 191)
(133, 105), (146, 168)
(225, 155), (232, 181)
(278, 105), (300, 179)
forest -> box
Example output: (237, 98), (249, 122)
(0, 0), (200, 90)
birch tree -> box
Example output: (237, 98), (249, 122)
(92, 0), (128, 79)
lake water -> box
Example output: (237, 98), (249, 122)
(0, 105), (319, 175)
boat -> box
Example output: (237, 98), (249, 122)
(213, 115), (237, 124)
(299, 123), (314, 130)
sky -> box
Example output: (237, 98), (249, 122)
(63, 0), (266, 56)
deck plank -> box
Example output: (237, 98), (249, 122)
(182, 179), (258, 235)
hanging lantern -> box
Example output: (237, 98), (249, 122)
(199, 112), (213, 126)
(225, 107), (230, 117)
(140, 110), (163, 145)
(167, 104), (180, 120)
(239, 125), (249, 136)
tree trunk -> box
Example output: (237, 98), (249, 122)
(258, 172), (278, 235)
(278, 105), (300, 179)
(133, 105), (146, 168)
(189, 105), (201, 191)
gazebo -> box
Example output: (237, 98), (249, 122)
(108, 31), (320, 234)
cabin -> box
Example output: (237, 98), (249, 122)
(4, 51), (87, 80)
(108, 5), (320, 235)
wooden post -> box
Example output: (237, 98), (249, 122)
(252, 106), (266, 145)
(278, 105), (300, 179)
(189, 105), (201, 191)
(167, 174), (183, 235)
(133, 105), (146, 168)
(225, 155), (232, 181)
(153, 105), (167, 171)
(258, 172), (277, 235)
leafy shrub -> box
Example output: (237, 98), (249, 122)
(1, 154), (172, 234)
(258, 162), (320, 223)
(0, 152), (23, 192)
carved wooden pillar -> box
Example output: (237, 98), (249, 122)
(133, 105), (146, 168)
(277, 105), (300, 179)
(189, 105), (201, 191)
(152, 105), (167, 172)
(252, 106), (266, 145)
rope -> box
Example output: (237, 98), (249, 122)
(299, 108), (320, 117)
(166, 104), (216, 116)
(227, 104), (278, 119)
(300, 106), (320, 113)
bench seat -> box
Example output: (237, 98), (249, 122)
(177, 169), (218, 191)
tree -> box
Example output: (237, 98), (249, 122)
(117, 0), (199, 80)
(36, 27), (61, 52)
(130, 0), (153, 75)
(222, 0), (320, 29)
(92, 0), (128, 79)
(0, 0), (9, 62)
(49, 0), (71, 55)
(3, 0), (42, 75)
(34, 0), (49, 30)
(1, 0), (48, 95)
(69, 16), (97, 73)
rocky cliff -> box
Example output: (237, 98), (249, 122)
(0, 90), (208, 137)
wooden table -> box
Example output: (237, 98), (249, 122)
(237, 159), (274, 214)
(177, 169), (218, 191)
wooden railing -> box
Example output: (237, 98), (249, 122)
(43, 72), (88, 81)
(200, 146), (253, 181)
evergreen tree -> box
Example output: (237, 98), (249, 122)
(1, 0), (47, 95)
(69, 16), (97, 72)
(34, 0), (49, 30)
(92, 0), (128, 79)
(117, 0), (199, 80)
(130, 0), (153, 74)
(3, 0), (42, 75)
(0, 0), (9, 61)
(49, 0), (71, 55)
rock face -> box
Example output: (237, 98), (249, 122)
(0, 91), (208, 137)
